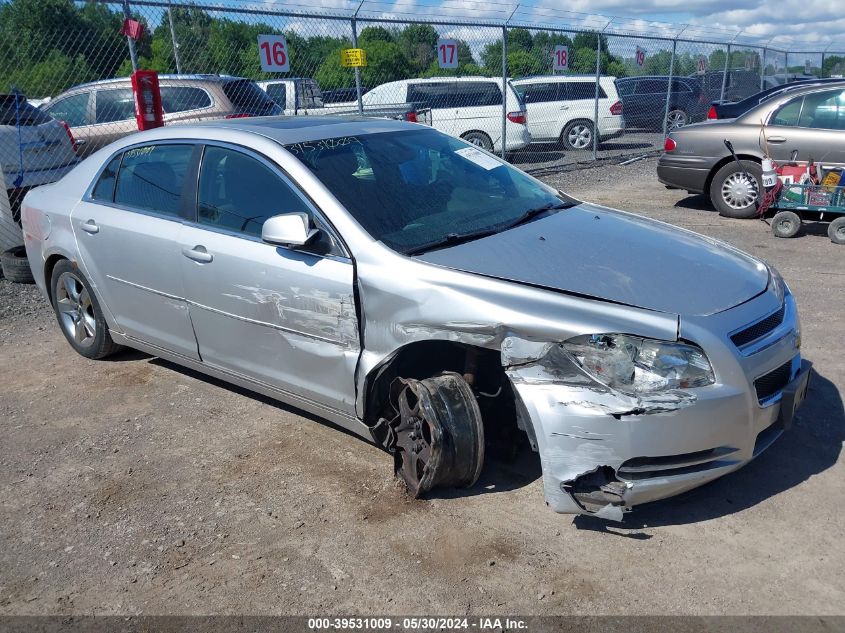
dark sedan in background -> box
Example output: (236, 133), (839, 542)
(708, 78), (845, 120)
(615, 76), (708, 130)
(658, 82), (845, 217)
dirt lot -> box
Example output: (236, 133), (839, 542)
(1, 156), (843, 617)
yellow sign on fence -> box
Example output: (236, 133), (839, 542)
(340, 48), (367, 67)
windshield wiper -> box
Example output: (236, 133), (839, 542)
(502, 200), (574, 231)
(406, 228), (498, 256)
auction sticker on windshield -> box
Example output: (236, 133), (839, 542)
(454, 146), (502, 170)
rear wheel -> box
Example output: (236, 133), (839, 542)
(561, 120), (594, 151)
(666, 108), (689, 130)
(50, 259), (121, 359)
(461, 131), (493, 152)
(386, 373), (484, 498)
(710, 160), (762, 219)
(772, 211), (802, 238)
(1, 246), (35, 284)
(828, 216), (845, 244)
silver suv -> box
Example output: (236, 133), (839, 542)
(41, 74), (281, 157)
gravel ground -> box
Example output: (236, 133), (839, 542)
(1, 157), (843, 617)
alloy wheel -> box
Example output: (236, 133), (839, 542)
(55, 271), (96, 348)
(567, 124), (592, 149)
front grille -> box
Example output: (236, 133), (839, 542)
(754, 360), (793, 404)
(731, 304), (785, 348)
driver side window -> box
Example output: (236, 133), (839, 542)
(197, 146), (311, 237)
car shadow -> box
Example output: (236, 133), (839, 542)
(575, 366), (843, 532)
(673, 193), (716, 211)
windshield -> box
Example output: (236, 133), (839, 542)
(284, 129), (566, 254)
(222, 79), (281, 115)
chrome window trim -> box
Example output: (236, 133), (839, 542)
(194, 139), (352, 260)
(82, 138), (352, 263)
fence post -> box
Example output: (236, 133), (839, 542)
(501, 24), (508, 159)
(821, 52), (826, 78)
(167, 0), (182, 74)
(122, 0), (138, 72)
(662, 38), (677, 136)
(352, 0), (364, 115)
(761, 47), (767, 90)
(591, 31), (602, 161)
(719, 43), (731, 102)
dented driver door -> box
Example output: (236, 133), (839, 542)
(178, 143), (360, 416)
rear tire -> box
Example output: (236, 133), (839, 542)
(710, 160), (762, 219)
(461, 131), (493, 152)
(828, 216), (845, 245)
(772, 211), (802, 238)
(50, 259), (121, 360)
(561, 120), (594, 151)
(666, 108), (689, 130)
(1, 246), (35, 284)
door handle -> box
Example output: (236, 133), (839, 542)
(767, 136), (787, 143)
(80, 219), (99, 234)
(182, 246), (213, 263)
(559, 105), (569, 110)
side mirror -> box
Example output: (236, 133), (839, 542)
(261, 212), (319, 247)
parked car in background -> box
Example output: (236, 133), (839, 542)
(322, 87), (369, 104)
(257, 78), (430, 124)
(258, 78), (324, 114)
(615, 76), (708, 130)
(21, 117), (808, 519)
(707, 78), (845, 120)
(41, 74), (281, 157)
(511, 75), (624, 150)
(692, 69), (762, 103)
(1, 93), (78, 226)
(361, 77), (530, 153)
(658, 84), (845, 217)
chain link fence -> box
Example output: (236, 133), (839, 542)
(1, 0), (843, 245)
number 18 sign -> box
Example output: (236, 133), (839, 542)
(553, 45), (569, 71)
(437, 39), (459, 69)
(258, 34), (290, 72)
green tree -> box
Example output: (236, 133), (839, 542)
(507, 50), (543, 77)
(359, 25), (394, 44)
(398, 24), (437, 75)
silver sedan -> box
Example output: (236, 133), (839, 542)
(21, 117), (810, 520)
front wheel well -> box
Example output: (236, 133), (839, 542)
(704, 153), (761, 195)
(363, 341), (533, 459)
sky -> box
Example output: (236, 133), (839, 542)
(268, 0), (843, 51)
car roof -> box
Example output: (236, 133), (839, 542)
(132, 116), (419, 146)
(387, 76), (501, 85)
(740, 81), (845, 119)
(57, 74), (246, 94)
(512, 75), (615, 83)
(616, 75), (696, 82)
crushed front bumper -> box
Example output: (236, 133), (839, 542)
(503, 292), (808, 521)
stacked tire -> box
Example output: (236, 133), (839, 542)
(1, 246), (34, 284)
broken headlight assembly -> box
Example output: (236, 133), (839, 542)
(563, 334), (715, 394)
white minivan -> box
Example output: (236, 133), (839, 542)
(362, 77), (530, 153)
(511, 75), (624, 150)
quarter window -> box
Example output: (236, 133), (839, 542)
(113, 144), (193, 217)
(44, 92), (89, 127)
(197, 146), (311, 237)
(92, 155), (121, 201)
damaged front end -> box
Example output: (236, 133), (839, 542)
(503, 336), (711, 521)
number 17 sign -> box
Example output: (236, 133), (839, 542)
(437, 39), (459, 69)
(553, 45), (569, 71)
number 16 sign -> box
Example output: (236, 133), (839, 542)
(437, 39), (459, 69)
(553, 45), (569, 71)
(258, 34), (290, 72)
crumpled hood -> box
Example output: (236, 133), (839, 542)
(417, 203), (769, 316)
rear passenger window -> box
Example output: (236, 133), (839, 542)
(264, 84), (287, 109)
(44, 92), (89, 127)
(519, 82), (558, 103)
(95, 88), (135, 124)
(92, 155), (121, 201)
(114, 144), (193, 217)
(407, 83), (453, 109)
(568, 82), (606, 100)
(454, 82), (502, 107)
(636, 80), (666, 94)
(160, 87), (212, 113)
(197, 146), (311, 237)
